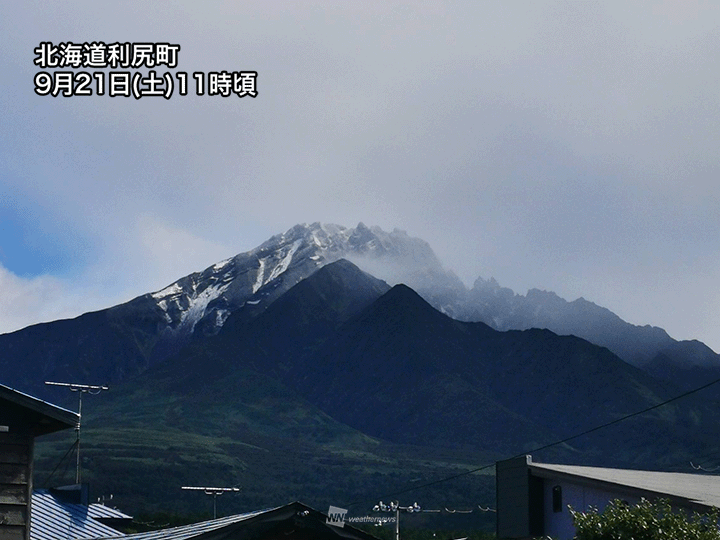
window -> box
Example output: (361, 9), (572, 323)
(552, 485), (562, 513)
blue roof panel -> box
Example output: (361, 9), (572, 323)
(88, 503), (133, 521)
(31, 490), (127, 540)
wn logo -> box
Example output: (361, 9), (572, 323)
(326, 505), (348, 528)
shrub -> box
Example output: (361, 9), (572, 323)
(571, 498), (720, 540)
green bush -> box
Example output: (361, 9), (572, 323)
(571, 498), (720, 540)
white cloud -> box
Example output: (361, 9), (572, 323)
(1, 1), (719, 352)
(131, 215), (236, 292)
(0, 264), (87, 334)
(0, 216), (238, 336)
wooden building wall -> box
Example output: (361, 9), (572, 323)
(0, 430), (33, 540)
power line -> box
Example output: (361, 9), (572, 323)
(41, 440), (79, 488)
(672, 446), (720, 473)
(348, 373), (720, 508)
(690, 462), (720, 473)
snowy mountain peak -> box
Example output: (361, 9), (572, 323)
(141, 221), (717, 377)
(145, 223), (461, 345)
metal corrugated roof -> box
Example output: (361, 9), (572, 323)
(92, 502), (381, 540)
(530, 462), (720, 509)
(31, 490), (127, 540)
(93, 508), (272, 540)
(88, 504), (133, 521)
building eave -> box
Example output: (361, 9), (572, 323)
(0, 384), (79, 436)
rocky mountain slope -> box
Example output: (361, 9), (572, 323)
(30, 260), (720, 518)
(208, 261), (716, 459)
(0, 223), (454, 399)
(1, 222), (717, 402)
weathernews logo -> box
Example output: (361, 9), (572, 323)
(326, 506), (348, 528)
(326, 506), (395, 528)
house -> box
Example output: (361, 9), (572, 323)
(95, 501), (381, 540)
(0, 384), (130, 539)
(0, 384), (79, 540)
(2, 384), (378, 540)
(496, 454), (720, 540)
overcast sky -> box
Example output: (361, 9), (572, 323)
(1, 1), (719, 352)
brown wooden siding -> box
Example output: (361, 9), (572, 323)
(0, 433), (33, 540)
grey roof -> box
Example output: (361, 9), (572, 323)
(94, 510), (270, 540)
(31, 490), (126, 540)
(92, 502), (380, 540)
(0, 384), (79, 435)
(530, 461), (720, 509)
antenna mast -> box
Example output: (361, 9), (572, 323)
(181, 486), (241, 518)
(45, 381), (109, 484)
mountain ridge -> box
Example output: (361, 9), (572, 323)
(1, 222), (717, 401)
(25, 258), (720, 518)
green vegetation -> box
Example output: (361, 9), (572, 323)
(34, 391), (498, 528)
(571, 498), (720, 540)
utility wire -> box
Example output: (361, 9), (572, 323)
(41, 439), (79, 488)
(690, 462), (720, 473)
(348, 373), (720, 508)
(663, 446), (720, 473)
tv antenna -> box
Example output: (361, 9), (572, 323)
(45, 381), (109, 484)
(373, 501), (421, 540)
(181, 486), (241, 519)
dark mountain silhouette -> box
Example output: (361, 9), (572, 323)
(24, 259), (720, 518)
(145, 260), (720, 461)
(463, 278), (718, 378)
(1, 223), (717, 405)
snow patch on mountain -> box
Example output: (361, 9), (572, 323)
(213, 258), (232, 272)
(267, 239), (302, 284)
(214, 308), (230, 328)
(253, 258), (266, 294)
(146, 222), (465, 341)
(182, 282), (231, 334)
(151, 282), (183, 300)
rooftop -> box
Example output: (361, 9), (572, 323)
(530, 459), (720, 509)
(93, 502), (380, 540)
(0, 384), (78, 436)
(31, 489), (128, 540)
